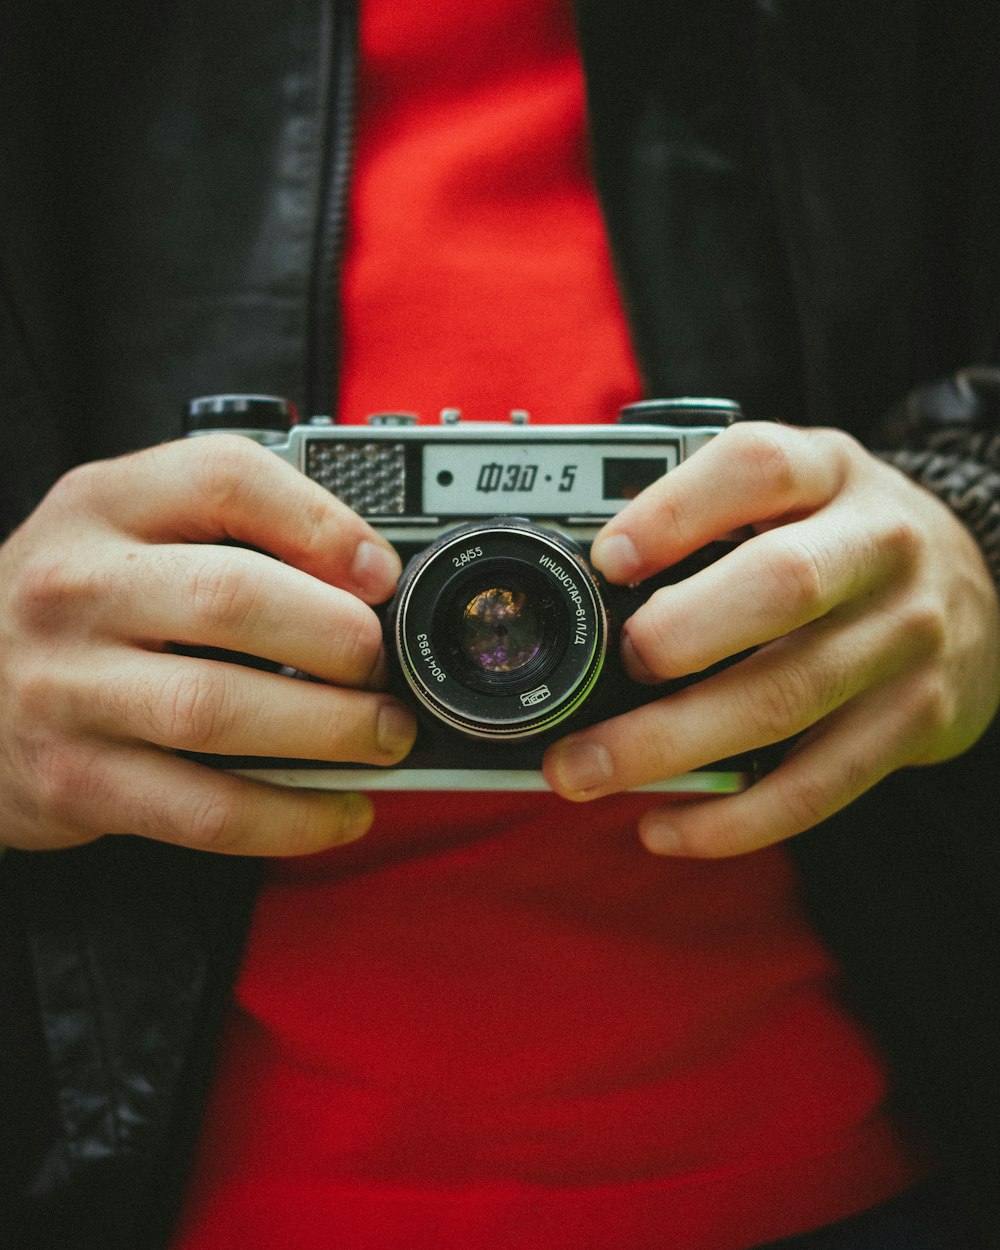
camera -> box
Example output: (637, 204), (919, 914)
(185, 395), (757, 793)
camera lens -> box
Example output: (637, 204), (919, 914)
(388, 519), (609, 740)
(434, 559), (565, 695)
(456, 586), (541, 673)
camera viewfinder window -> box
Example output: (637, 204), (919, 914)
(602, 457), (667, 501)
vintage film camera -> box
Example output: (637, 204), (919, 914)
(185, 395), (756, 793)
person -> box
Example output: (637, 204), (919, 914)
(1, 0), (999, 1247)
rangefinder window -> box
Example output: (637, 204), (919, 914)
(602, 456), (668, 501)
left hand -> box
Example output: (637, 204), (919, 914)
(542, 421), (1000, 856)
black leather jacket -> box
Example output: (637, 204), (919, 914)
(2, 2), (1000, 1246)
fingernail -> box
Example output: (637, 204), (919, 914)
(337, 792), (375, 843)
(549, 739), (615, 798)
(351, 540), (402, 600)
(377, 701), (417, 759)
(366, 647), (390, 690)
(640, 816), (683, 855)
(591, 532), (642, 583)
(621, 631), (657, 684)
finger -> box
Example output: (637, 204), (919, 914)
(64, 650), (417, 763)
(620, 503), (900, 682)
(99, 542), (386, 687)
(33, 736), (376, 856)
(543, 602), (915, 801)
(590, 423), (850, 584)
(635, 678), (922, 857)
(62, 435), (402, 603)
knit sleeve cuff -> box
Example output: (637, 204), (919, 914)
(871, 368), (1000, 587)
(880, 448), (1000, 586)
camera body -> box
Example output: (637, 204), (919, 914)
(185, 395), (755, 793)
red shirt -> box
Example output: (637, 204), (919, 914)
(172, 3), (927, 1247)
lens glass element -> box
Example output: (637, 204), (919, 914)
(458, 587), (542, 674)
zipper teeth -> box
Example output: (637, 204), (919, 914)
(307, 0), (359, 420)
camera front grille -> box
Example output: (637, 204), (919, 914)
(305, 440), (406, 514)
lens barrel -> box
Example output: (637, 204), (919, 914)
(388, 520), (609, 740)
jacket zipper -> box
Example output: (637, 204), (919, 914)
(306, 0), (359, 420)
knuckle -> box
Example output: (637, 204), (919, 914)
(186, 790), (242, 853)
(7, 547), (123, 638)
(8, 660), (61, 723)
(31, 738), (99, 824)
(45, 460), (105, 509)
(879, 510), (922, 573)
(296, 491), (344, 565)
(157, 668), (231, 750)
(900, 595), (948, 661)
(906, 671), (955, 744)
(740, 663), (813, 741)
(332, 600), (384, 685)
(817, 425), (863, 465)
(187, 554), (263, 633)
(190, 435), (268, 512)
(763, 538), (828, 618)
(817, 654), (856, 717)
(725, 423), (800, 500)
(649, 491), (692, 554)
(8, 558), (80, 632)
(780, 771), (835, 835)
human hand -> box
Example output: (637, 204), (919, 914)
(542, 422), (1000, 856)
(0, 435), (417, 855)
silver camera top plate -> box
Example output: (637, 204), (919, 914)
(250, 407), (733, 543)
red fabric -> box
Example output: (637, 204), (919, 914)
(171, 2), (928, 1247)
(337, 0), (641, 425)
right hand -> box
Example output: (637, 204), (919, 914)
(0, 435), (417, 855)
